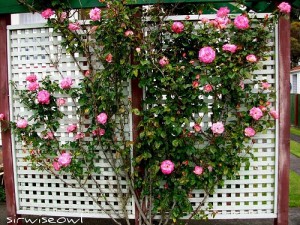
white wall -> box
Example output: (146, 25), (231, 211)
(11, 13), (46, 25)
(290, 72), (300, 94)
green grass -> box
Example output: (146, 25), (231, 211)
(291, 140), (300, 158)
(290, 127), (300, 136)
(290, 170), (300, 207)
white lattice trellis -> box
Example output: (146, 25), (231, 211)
(7, 13), (279, 220)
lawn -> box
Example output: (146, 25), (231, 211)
(290, 170), (300, 207)
(290, 126), (300, 136)
(290, 140), (300, 158)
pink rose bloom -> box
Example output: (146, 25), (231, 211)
(217, 7), (230, 17)
(16, 119), (28, 129)
(52, 160), (61, 171)
(198, 47), (216, 64)
(193, 166), (203, 175)
(26, 74), (37, 82)
(211, 122), (225, 135)
(97, 112), (108, 125)
(92, 128), (105, 136)
(222, 44), (237, 53)
(192, 81), (199, 89)
(60, 77), (73, 89)
(27, 82), (39, 91)
(44, 132), (54, 140)
(270, 109), (279, 119)
(57, 98), (66, 106)
(75, 132), (85, 140)
(215, 16), (230, 29)
(278, 2), (291, 14)
(125, 30), (134, 36)
(246, 54), (257, 63)
(203, 84), (213, 92)
(239, 80), (245, 90)
(171, 22), (184, 33)
(68, 22), (80, 31)
(159, 56), (169, 67)
(234, 15), (249, 30)
(249, 107), (263, 120)
(193, 124), (201, 132)
(41, 8), (54, 19)
(106, 53), (113, 63)
(66, 124), (77, 133)
(89, 7), (101, 21)
(244, 127), (256, 137)
(262, 82), (271, 89)
(160, 160), (175, 175)
(37, 90), (50, 105)
(58, 152), (72, 167)
(0, 113), (4, 121)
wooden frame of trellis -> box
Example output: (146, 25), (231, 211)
(0, 1), (290, 225)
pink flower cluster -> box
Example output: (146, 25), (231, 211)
(16, 118), (28, 129)
(193, 166), (203, 175)
(0, 113), (4, 121)
(161, 160), (207, 176)
(278, 2), (291, 14)
(67, 124), (77, 133)
(125, 30), (134, 37)
(244, 127), (256, 137)
(171, 22), (184, 33)
(159, 56), (169, 67)
(249, 107), (263, 120)
(97, 112), (108, 125)
(57, 98), (66, 106)
(41, 8), (54, 19)
(26, 74), (39, 92)
(246, 54), (257, 63)
(160, 160), (175, 175)
(211, 122), (225, 135)
(222, 44), (237, 53)
(60, 77), (73, 89)
(37, 90), (50, 105)
(53, 152), (72, 171)
(68, 22), (80, 31)
(92, 128), (106, 136)
(75, 132), (85, 140)
(198, 47), (216, 64)
(234, 15), (249, 30)
(89, 7), (101, 21)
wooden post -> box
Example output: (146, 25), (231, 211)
(0, 14), (22, 225)
(274, 15), (291, 225)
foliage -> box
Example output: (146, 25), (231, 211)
(0, 186), (5, 202)
(1, 1), (289, 224)
(289, 170), (300, 207)
(291, 21), (300, 67)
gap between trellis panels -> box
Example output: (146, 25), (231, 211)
(0, 6), (290, 225)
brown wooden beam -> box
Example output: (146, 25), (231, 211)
(0, 14), (22, 225)
(274, 15), (291, 225)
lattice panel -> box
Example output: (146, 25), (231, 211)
(8, 13), (278, 220)
(164, 15), (278, 219)
(8, 24), (134, 218)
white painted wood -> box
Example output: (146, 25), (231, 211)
(7, 13), (278, 220)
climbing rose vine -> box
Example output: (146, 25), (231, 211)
(1, 1), (290, 224)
